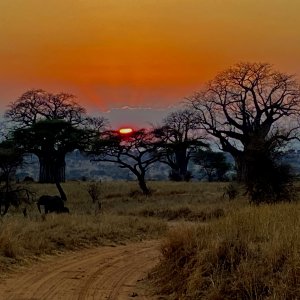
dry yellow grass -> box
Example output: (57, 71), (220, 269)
(152, 202), (300, 299)
(0, 180), (236, 274)
(2, 179), (299, 299)
(0, 214), (165, 273)
(0, 181), (229, 263)
(0, 181), (175, 273)
(22, 181), (239, 213)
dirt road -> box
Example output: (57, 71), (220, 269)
(0, 240), (160, 300)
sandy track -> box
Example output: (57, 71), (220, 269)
(0, 240), (160, 300)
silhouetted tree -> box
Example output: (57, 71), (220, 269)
(0, 140), (36, 215)
(89, 129), (161, 195)
(193, 149), (231, 181)
(12, 119), (89, 182)
(154, 109), (207, 181)
(5, 89), (107, 182)
(189, 62), (300, 182)
(6, 89), (85, 127)
(0, 140), (23, 188)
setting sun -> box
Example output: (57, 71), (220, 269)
(119, 128), (133, 134)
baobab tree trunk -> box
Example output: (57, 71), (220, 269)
(234, 141), (269, 182)
(175, 148), (189, 181)
(39, 155), (66, 183)
(234, 149), (260, 182)
(234, 155), (249, 182)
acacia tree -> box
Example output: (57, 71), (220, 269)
(5, 89), (106, 182)
(193, 149), (231, 181)
(189, 62), (300, 182)
(154, 109), (207, 181)
(90, 129), (161, 195)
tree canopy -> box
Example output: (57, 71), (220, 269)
(5, 89), (107, 182)
(5, 89), (86, 127)
(189, 62), (300, 181)
(12, 119), (90, 182)
(90, 129), (161, 194)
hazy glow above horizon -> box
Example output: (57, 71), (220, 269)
(1, 0), (300, 110)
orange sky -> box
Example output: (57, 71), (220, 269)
(1, 0), (300, 112)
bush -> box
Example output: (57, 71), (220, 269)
(245, 152), (295, 204)
(87, 182), (101, 203)
(223, 183), (239, 200)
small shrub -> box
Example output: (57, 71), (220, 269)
(87, 182), (101, 203)
(223, 183), (239, 200)
(81, 176), (88, 182)
(246, 159), (295, 204)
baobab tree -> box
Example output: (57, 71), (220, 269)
(12, 119), (89, 183)
(5, 89), (107, 182)
(154, 109), (207, 181)
(189, 62), (300, 182)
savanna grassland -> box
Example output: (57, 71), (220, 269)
(0, 181), (299, 299)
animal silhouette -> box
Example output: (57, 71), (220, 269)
(0, 188), (33, 216)
(0, 190), (18, 215)
(37, 195), (67, 214)
(37, 182), (69, 214)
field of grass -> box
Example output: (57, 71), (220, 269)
(151, 197), (300, 299)
(0, 180), (240, 273)
(0, 181), (173, 273)
(0, 180), (299, 299)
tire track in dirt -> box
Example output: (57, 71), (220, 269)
(0, 240), (160, 300)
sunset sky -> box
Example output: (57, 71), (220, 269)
(1, 0), (300, 126)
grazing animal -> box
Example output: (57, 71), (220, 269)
(0, 190), (19, 215)
(37, 182), (70, 214)
(37, 195), (69, 214)
(0, 188), (35, 216)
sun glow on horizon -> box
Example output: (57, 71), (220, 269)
(119, 128), (133, 134)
